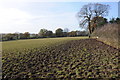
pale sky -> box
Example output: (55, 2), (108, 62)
(0, 0), (119, 33)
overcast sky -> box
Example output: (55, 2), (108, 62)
(0, 0), (119, 33)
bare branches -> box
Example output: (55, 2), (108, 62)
(79, 19), (88, 28)
(77, 3), (110, 27)
(93, 3), (110, 17)
(77, 3), (110, 37)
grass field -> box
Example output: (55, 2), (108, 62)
(2, 37), (88, 59)
(2, 37), (88, 52)
(2, 37), (119, 79)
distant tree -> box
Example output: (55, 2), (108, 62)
(38, 29), (48, 37)
(81, 31), (89, 36)
(90, 16), (108, 32)
(109, 17), (120, 24)
(12, 33), (19, 40)
(109, 18), (115, 23)
(55, 28), (63, 37)
(30, 34), (38, 39)
(63, 28), (69, 33)
(116, 18), (120, 24)
(63, 32), (68, 37)
(76, 31), (88, 36)
(35, 34), (39, 38)
(77, 3), (110, 38)
(46, 30), (53, 37)
(19, 33), (24, 39)
(68, 31), (77, 37)
(63, 28), (69, 37)
(4, 33), (14, 40)
(23, 32), (30, 39)
(52, 33), (56, 37)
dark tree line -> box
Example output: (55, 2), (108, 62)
(109, 18), (120, 24)
(1, 28), (89, 41)
(38, 28), (88, 38)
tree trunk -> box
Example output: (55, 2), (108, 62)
(88, 21), (92, 38)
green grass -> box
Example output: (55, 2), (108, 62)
(2, 37), (88, 52)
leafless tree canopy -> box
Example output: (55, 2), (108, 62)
(77, 3), (110, 36)
(93, 3), (109, 17)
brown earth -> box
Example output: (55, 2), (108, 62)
(2, 39), (119, 79)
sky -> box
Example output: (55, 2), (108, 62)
(0, 0), (119, 33)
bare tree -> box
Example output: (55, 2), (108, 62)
(63, 28), (69, 33)
(77, 3), (110, 38)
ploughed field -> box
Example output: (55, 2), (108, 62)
(2, 37), (119, 79)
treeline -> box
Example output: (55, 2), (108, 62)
(89, 17), (120, 33)
(1, 28), (88, 41)
(109, 17), (120, 24)
(1, 17), (119, 41)
(38, 28), (88, 38)
(91, 17), (120, 29)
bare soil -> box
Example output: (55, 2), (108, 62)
(2, 39), (119, 79)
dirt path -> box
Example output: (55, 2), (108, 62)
(2, 39), (119, 79)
